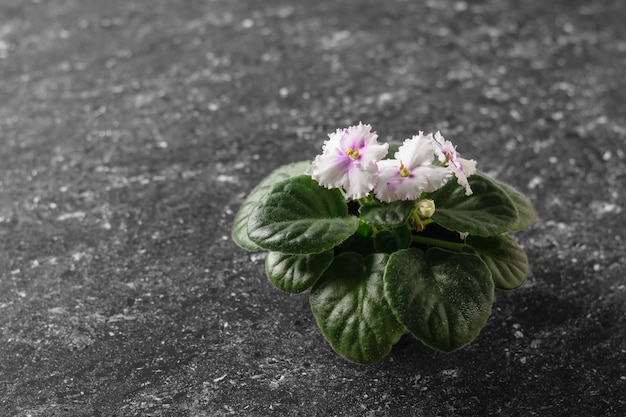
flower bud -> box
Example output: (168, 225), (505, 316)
(417, 199), (436, 218)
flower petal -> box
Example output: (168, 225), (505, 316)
(417, 165), (453, 193)
(374, 161), (452, 203)
(344, 167), (378, 199)
(455, 157), (477, 196)
(433, 131), (477, 195)
(374, 159), (402, 203)
(309, 153), (350, 188)
(397, 132), (438, 169)
(433, 131), (455, 163)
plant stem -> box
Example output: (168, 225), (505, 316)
(411, 235), (466, 252)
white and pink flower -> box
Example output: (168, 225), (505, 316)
(433, 131), (477, 196)
(374, 132), (451, 203)
(308, 123), (388, 199)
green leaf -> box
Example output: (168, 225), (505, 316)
(385, 143), (401, 159)
(335, 231), (375, 257)
(248, 175), (359, 254)
(384, 248), (494, 352)
(429, 173), (520, 236)
(232, 161), (311, 250)
(498, 181), (536, 231)
(359, 200), (416, 228)
(465, 234), (529, 290)
(265, 251), (333, 293)
(310, 253), (405, 364)
(373, 226), (412, 253)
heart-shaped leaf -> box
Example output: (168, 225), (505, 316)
(428, 173), (521, 236)
(384, 248), (494, 352)
(232, 161), (311, 250)
(248, 175), (359, 254)
(465, 234), (529, 290)
(265, 251), (334, 293)
(310, 253), (405, 364)
(359, 200), (416, 228)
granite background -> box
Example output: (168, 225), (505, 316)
(1, 0), (625, 415)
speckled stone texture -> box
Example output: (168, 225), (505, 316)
(1, 0), (625, 416)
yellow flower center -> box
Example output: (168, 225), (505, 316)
(399, 163), (411, 178)
(346, 147), (360, 160)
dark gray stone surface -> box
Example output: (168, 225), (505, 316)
(1, 0), (625, 415)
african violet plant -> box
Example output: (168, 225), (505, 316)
(232, 123), (535, 364)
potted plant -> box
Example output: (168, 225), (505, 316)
(232, 123), (535, 364)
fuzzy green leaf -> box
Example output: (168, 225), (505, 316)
(465, 234), (529, 290)
(373, 226), (412, 253)
(335, 230), (376, 257)
(498, 181), (536, 231)
(310, 253), (405, 364)
(265, 251), (333, 293)
(232, 161), (310, 250)
(429, 173), (521, 236)
(384, 248), (494, 352)
(359, 200), (416, 228)
(248, 175), (359, 254)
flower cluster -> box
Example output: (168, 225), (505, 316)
(308, 123), (477, 202)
